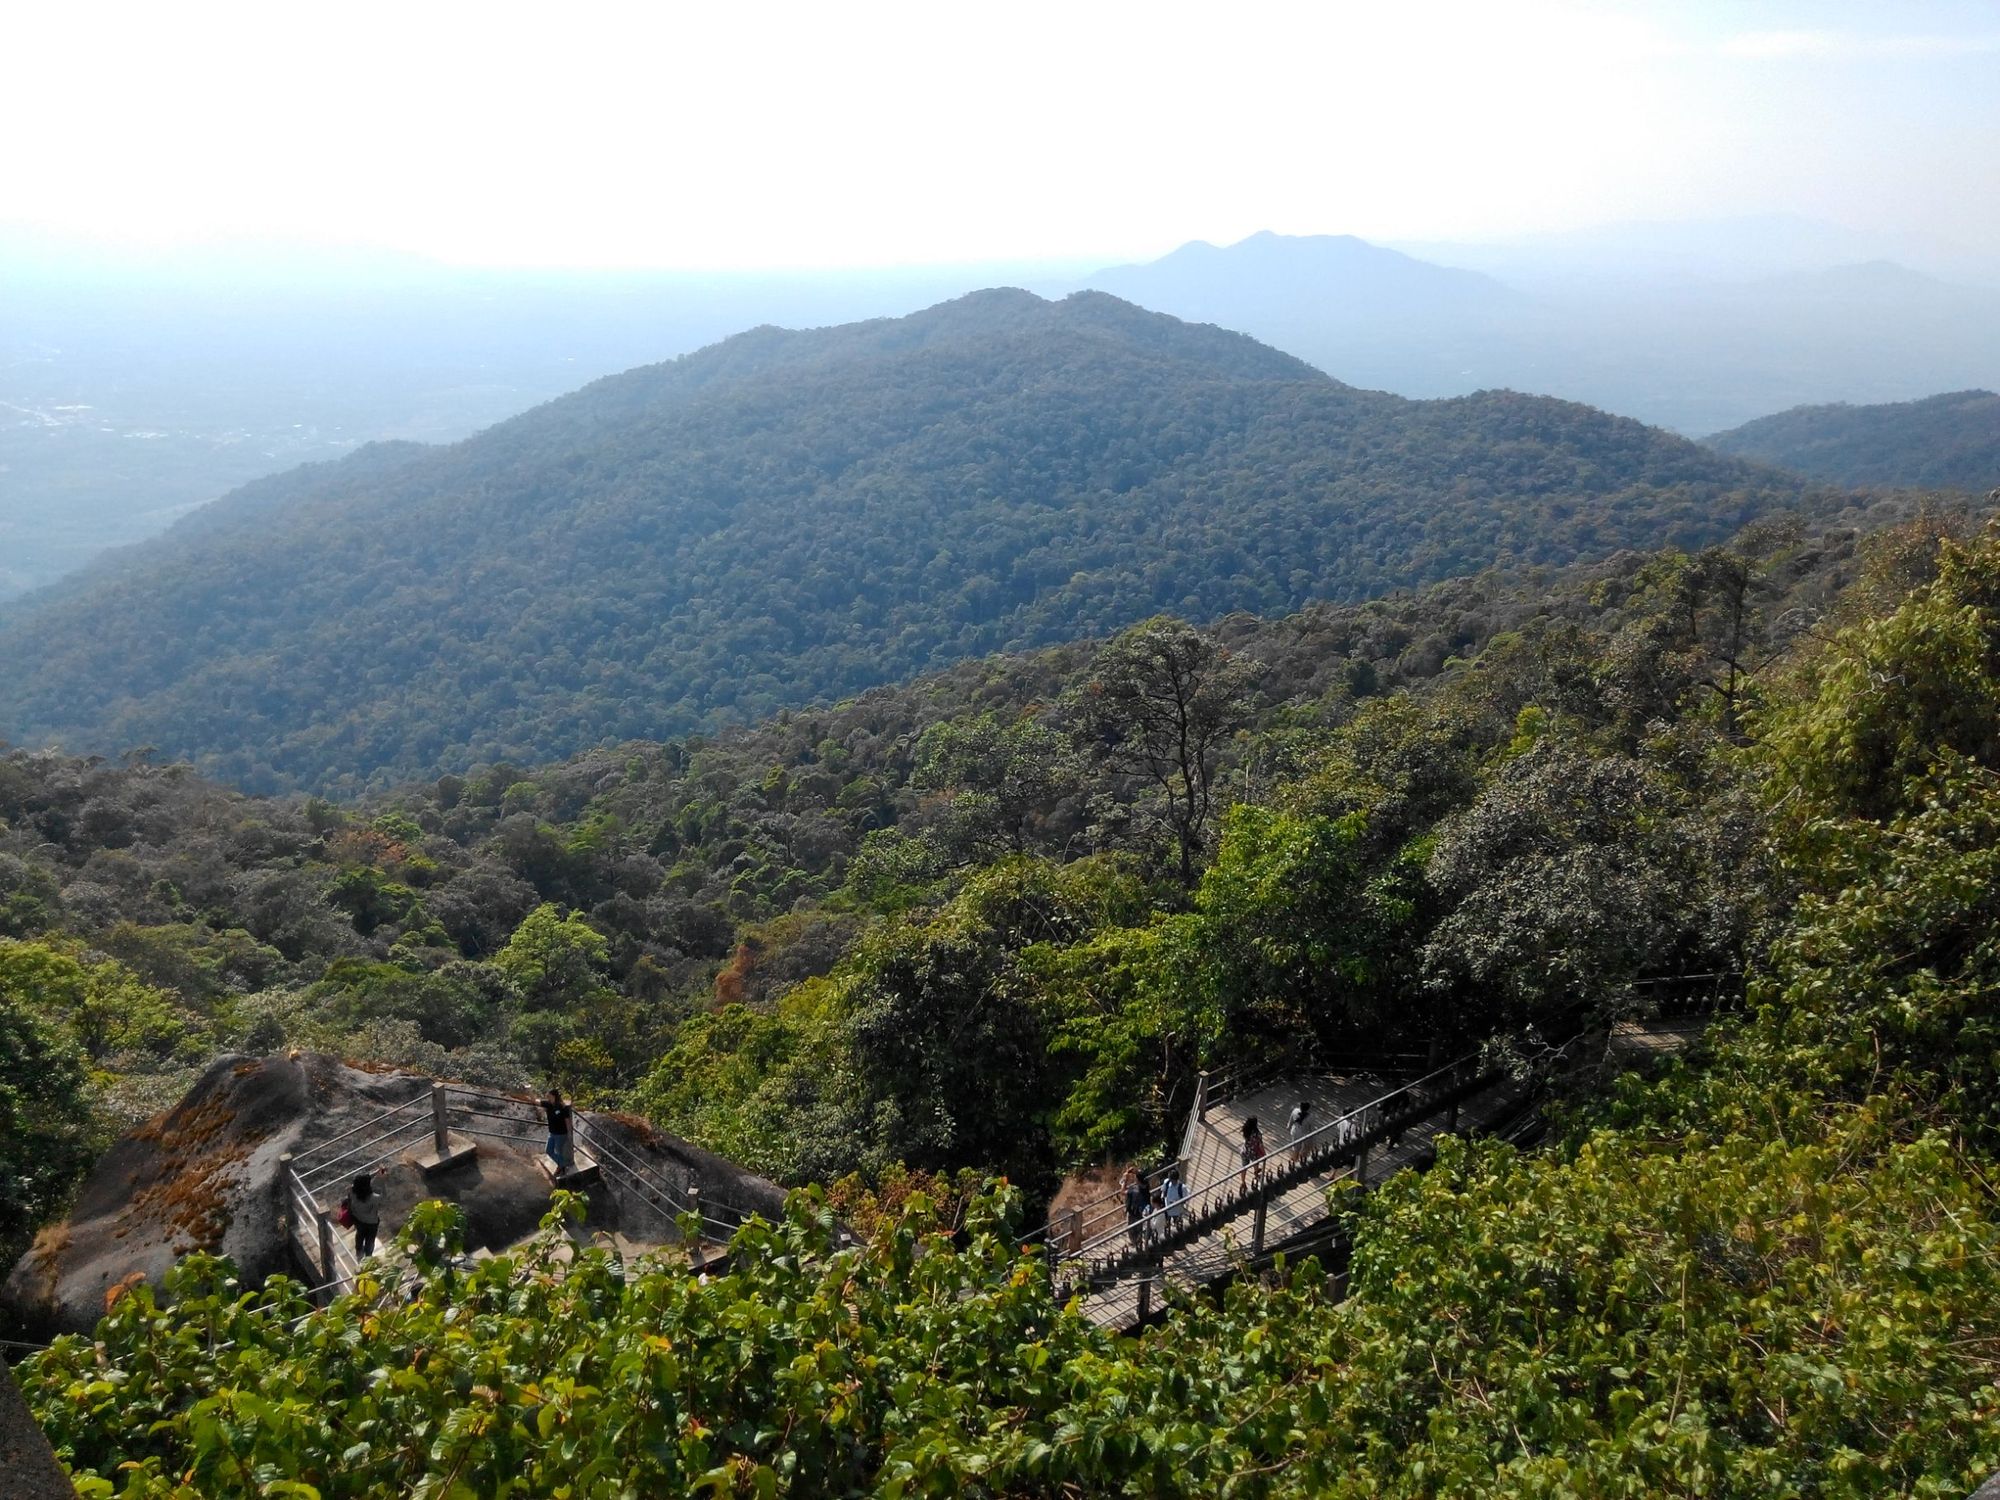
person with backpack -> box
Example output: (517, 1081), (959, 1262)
(542, 1088), (575, 1175)
(1287, 1098), (1314, 1166)
(343, 1171), (383, 1258)
(1161, 1166), (1190, 1232)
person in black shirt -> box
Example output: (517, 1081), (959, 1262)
(542, 1088), (575, 1175)
(1123, 1167), (1150, 1250)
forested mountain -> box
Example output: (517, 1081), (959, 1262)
(16, 502), (2000, 1493)
(1705, 388), (2000, 490)
(0, 289), (1823, 793)
(0, 234), (1089, 600)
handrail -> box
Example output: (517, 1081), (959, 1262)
(1060, 1053), (1480, 1268)
(1022, 1157), (1184, 1250)
(289, 1097), (429, 1168)
(1056, 1074), (1495, 1301)
(1057, 1007), (1630, 1304)
(573, 1117), (744, 1243)
(1026, 1044), (1479, 1255)
(297, 1116), (435, 1192)
(284, 1080), (759, 1260)
(435, 1085), (750, 1232)
(1199, 1053), (1294, 1116)
(1084, 1063), (1559, 1320)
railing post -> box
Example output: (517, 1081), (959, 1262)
(1067, 1208), (1083, 1255)
(687, 1185), (704, 1273)
(1446, 1094), (1459, 1134)
(277, 1153), (294, 1235)
(1356, 1141), (1369, 1187)
(317, 1210), (337, 1291)
(1252, 1197), (1267, 1257)
(1137, 1275), (1152, 1322)
(432, 1083), (449, 1157)
(1195, 1070), (1210, 1121)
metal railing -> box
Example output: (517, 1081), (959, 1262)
(1026, 1045), (1440, 1259)
(1052, 996), (1696, 1321)
(1055, 1050), (1490, 1285)
(279, 1080), (762, 1295)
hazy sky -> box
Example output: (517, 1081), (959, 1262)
(5, 0), (1998, 271)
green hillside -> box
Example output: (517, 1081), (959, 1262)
(1706, 388), (2000, 489)
(13, 507), (2000, 1494)
(0, 289), (1822, 794)
(0, 501), (1943, 1247)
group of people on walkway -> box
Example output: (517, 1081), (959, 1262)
(1122, 1165), (1190, 1249)
(1242, 1098), (1374, 1185)
(1115, 1096), (1360, 1256)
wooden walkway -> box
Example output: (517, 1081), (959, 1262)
(1074, 1067), (1533, 1330)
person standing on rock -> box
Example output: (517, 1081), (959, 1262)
(345, 1172), (382, 1258)
(542, 1088), (575, 1175)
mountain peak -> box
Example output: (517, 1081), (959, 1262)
(0, 293), (1803, 792)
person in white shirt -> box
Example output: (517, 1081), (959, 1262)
(1287, 1099), (1313, 1166)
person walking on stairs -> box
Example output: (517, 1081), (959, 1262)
(1241, 1117), (1267, 1185)
(344, 1172), (383, 1258)
(1123, 1168), (1151, 1250)
(542, 1088), (575, 1176)
(1287, 1099), (1313, 1166)
(1161, 1166), (1189, 1232)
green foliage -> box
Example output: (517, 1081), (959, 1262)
(910, 709), (1077, 865)
(1760, 526), (2000, 822)
(20, 500), (2000, 1496)
(0, 994), (93, 1259)
(638, 856), (1152, 1184)
(0, 939), (225, 1130)
(1190, 803), (1430, 1046)
(1071, 617), (1258, 884)
(494, 903), (611, 1010)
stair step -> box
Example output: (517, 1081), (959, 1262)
(538, 1148), (601, 1186)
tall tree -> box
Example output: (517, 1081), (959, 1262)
(911, 710), (1079, 863)
(1073, 618), (1255, 885)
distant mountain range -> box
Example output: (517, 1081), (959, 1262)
(1076, 230), (2000, 434)
(0, 290), (1826, 794)
(1706, 390), (2000, 492)
(6, 218), (1996, 600)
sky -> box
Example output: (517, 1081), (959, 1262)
(4, 0), (1998, 273)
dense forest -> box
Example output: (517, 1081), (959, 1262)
(0, 498), (1941, 1254)
(14, 499), (2000, 1492)
(1706, 388), (2000, 490)
(0, 289), (1834, 794)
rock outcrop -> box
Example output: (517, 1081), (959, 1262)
(3, 1052), (788, 1337)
